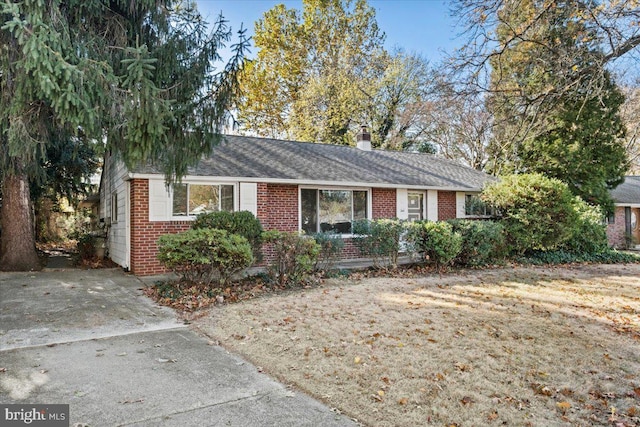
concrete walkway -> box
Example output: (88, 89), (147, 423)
(0, 269), (356, 426)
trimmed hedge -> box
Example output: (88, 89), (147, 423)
(481, 173), (578, 254)
(192, 211), (264, 262)
(157, 228), (253, 286)
(406, 220), (462, 270)
(352, 219), (405, 268)
(447, 219), (507, 266)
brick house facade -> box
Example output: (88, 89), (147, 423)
(100, 134), (495, 275)
(607, 176), (640, 249)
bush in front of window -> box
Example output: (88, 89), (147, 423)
(262, 231), (320, 287)
(351, 219), (405, 269)
(157, 228), (253, 287)
(406, 221), (462, 271)
(191, 211), (264, 263)
(311, 232), (345, 273)
(446, 219), (507, 266)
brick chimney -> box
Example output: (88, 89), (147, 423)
(356, 125), (371, 151)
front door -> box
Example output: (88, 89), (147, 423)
(407, 192), (424, 221)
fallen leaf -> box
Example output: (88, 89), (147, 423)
(398, 397), (408, 405)
(455, 362), (471, 372)
(556, 401), (571, 411)
(377, 390), (385, 397)
(531, 383), (553, 396)
(461, 396), (474, 405)
(354, 356), (361, 364)
(628, 406), (637, 417)
(560, 388), (574, 396)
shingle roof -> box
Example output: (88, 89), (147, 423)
(610, 176), (640, 205)
(132, 135), (495, 190)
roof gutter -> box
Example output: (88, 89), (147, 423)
(127, 172), (485, 193)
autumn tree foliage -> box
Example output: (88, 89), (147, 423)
(237, 0), (431, 148)
(450, 0), (637, 211)
(0, 1), (247, 271)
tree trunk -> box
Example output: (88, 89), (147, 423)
(0, 172), (42, 271)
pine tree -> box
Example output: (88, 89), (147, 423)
(0, 1), (247, 271)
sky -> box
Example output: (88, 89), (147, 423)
(195, 0), (462, 63)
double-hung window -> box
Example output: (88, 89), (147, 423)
(464, 194), (493, 217)
(301, 189), (368, 234)
(172, 184), (234, 216)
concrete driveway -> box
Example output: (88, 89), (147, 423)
(0, 268), (356, 426)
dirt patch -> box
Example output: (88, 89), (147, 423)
(195, 264), (640, 426)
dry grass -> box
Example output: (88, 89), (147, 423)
(194, 264), (640, 426)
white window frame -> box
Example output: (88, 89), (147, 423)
(170, 182), (237, 220)
(299, 186), (372, 236)
(464, 193), (493, 218)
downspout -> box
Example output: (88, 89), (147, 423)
(125, 180), (131, 271)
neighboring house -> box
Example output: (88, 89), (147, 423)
(607, 176), (640, 248)
(99, 130), (496, 276)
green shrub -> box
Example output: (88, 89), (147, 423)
(447, 219), (507, 266)
(519, 249), (640, 265)
(560, 198), (608, 254)
(76, 233), (96, 260)
(406, 221), (462, 271)
(262, 231), (320, 287)
(312, 232), (345, 272)
(192, 211), (264, 262)
(352, 219), (405, 268)
(157, 228), (253, 287)
(481, 173), (578, 254)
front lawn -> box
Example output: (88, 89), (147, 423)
(195, 264), (640, 426)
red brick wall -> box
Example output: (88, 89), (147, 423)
(128, 183), (403, 275)
(438, 191), (457, 220)
(129, 179), (191, 276)
(606, 206), (627, 248)
(259, 184), (298, 231)
(372, 188), (396, 219)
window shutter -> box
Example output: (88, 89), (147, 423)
(427, 190), (438, 221)
(456, 192), (467, 218)
(148, 180), (170, 221)
(396, 189), (408, 220)
(239, 182), (258, 216)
